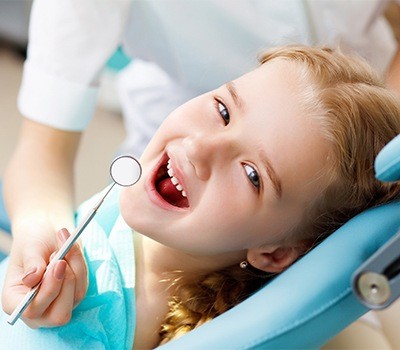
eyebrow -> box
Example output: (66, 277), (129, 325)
(226, 81), (245, 111)
(259, 149), (283, 199)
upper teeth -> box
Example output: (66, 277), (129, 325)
(167, 159), (187, 197)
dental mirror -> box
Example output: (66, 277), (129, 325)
(8, 155), (142, 326)
(110, 155), (142, 186)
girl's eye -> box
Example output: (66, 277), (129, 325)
(244, 164), (260, 190)
(217, 101), (230, 125)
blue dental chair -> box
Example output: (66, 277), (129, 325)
(0, 136), (399, 349)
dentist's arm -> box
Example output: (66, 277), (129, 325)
(0, 0), (132, 327)
(1, 119), (88, 327)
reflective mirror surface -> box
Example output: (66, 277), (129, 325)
(110, 155), (142, 186)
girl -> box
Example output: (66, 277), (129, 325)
(2, 46), (400, 349)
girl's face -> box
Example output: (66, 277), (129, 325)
(120, 60), (331, 259)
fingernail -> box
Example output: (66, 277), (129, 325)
(53, 261), (66, 280)
(58, 228), (70, 242)
(22, 267), (37, 282)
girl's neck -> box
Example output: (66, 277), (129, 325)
(132, 233), (245, 349)
(135, 232), (246, 281)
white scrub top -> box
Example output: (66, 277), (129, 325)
(18, 0), (398, 132)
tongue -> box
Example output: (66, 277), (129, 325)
(156, 178), (189, 208)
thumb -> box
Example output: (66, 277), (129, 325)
(21, 255), (48, 288)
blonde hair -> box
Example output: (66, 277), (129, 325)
(158, 46), (400, 344)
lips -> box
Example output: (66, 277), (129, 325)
(151, 154), (189, 209)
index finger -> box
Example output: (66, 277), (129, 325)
(56, 229), (88, 305)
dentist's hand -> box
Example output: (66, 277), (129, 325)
(1, 227), (88, 328)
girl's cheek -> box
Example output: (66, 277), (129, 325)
(119, 189), (135, 216)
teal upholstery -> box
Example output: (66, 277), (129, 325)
(0, 180), (10, 234)
(375, 134), (400, 182)
(0, 180), (11, 261)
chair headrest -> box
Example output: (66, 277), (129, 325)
(375, 134), (400, 182)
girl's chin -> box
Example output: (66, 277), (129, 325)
(119, 189), (143, 223)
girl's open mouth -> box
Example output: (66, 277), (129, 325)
(153, 156), (189, 209)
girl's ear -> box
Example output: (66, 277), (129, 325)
(246, 244), (304, 273)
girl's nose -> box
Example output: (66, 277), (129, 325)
(183, 133), (236, 180)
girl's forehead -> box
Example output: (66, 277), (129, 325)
(234, 59), (308, 98)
